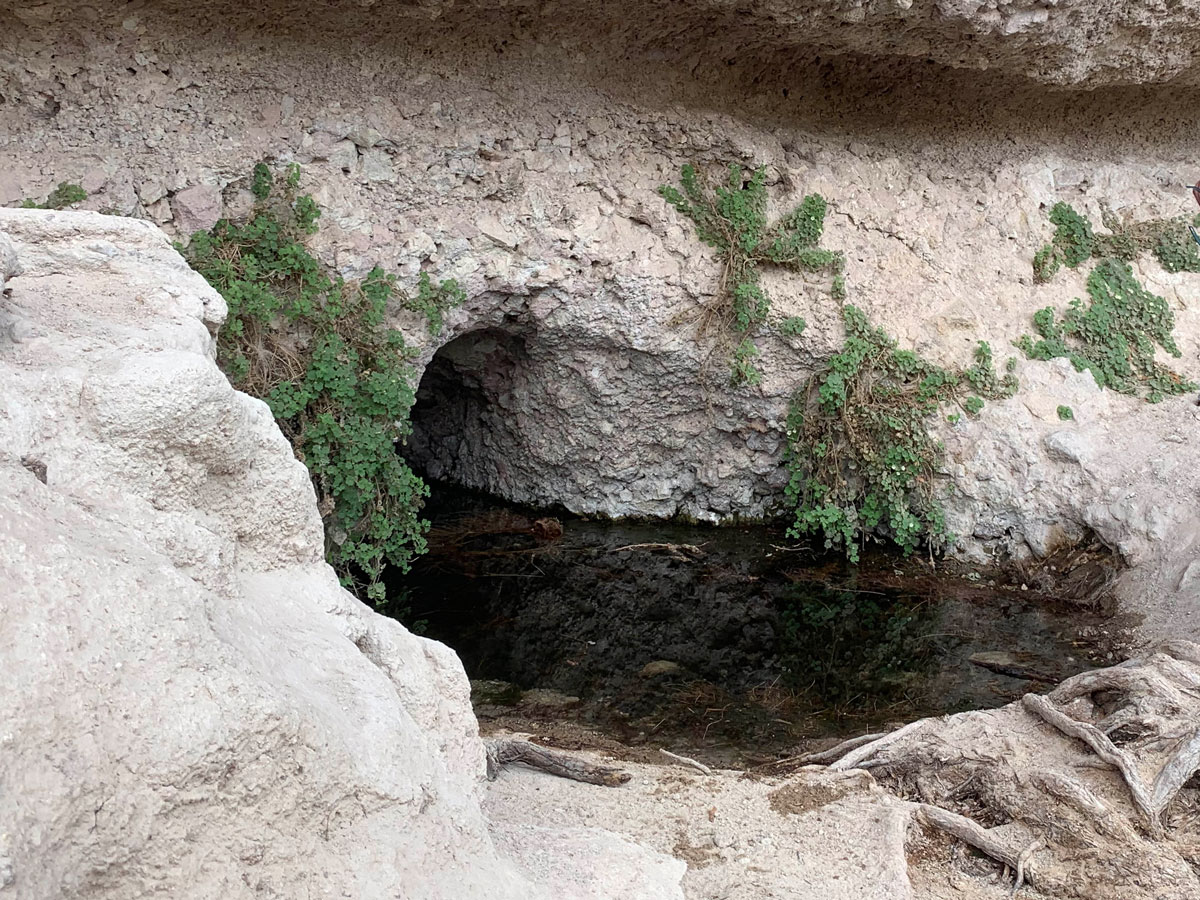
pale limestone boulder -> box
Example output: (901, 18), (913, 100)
(0, 208), (686, 900)
(0, 209), (523, 900)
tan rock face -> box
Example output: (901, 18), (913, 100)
(171, 184), (223, 236)
(2, 0), (1200, 630)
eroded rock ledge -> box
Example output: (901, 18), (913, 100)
(2, 1), (1200, 632)
(11, 0), (1200, 88)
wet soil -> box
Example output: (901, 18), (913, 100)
(388, 484), (1126, 767)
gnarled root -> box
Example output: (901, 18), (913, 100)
(917, 804), (1053, 895)
(820, 644), (1200, 899)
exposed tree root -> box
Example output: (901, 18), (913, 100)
(1022, 691), (1161, 834)
(829, 719), (930, 770)
(917, 803), (1026, 870)
(790, 732), (890, 768)
(918, 805), (1053, 893)
(485, 738), (631, 787)
(1153, 729), (1200, 820)
(815, 643), (1200, 900)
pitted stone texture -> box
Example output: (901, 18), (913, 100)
(13, 0), (1200, 89)
(0, 210), (684, 900)
(2, 4), (1200, 642)
(488, 761), (918, 900)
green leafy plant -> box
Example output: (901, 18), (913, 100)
(659, 163), (843, 384)
(831, 273), (847, 301)
(777, 316), (808, 338)
(1032, 201), (1200, 283)
(731, 337), (763, 386)
(407, 271), (467, 336)
(785, 306), (1018, 562)
(19, 182), (87, 210)
(1017, 257), (1196, 402)
(183, 163), (463, 600)
(1057, 405), (1074, 421)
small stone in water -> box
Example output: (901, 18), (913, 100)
(639, 660), (682, 678)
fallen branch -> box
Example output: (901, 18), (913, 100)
(611, 542), (705, 561)
(659, 748), (713, 775)
(485, 738), (630, 787)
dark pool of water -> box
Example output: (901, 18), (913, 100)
(387, 484), (1114, 765)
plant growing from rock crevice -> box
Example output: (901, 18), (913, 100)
(659, 163), (843, 384)
(1033, 200), (1200, 283)
(183, 162), (463, 600)
(19, 182), (87, 210)
(785, 306), (1018, 562)
(1019, 256), (1196, 403)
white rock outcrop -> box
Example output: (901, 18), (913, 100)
(0, 209), (683, 900)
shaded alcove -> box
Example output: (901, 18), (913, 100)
(405, 326), (535, 499)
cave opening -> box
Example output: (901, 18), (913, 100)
(405, 325), (535, 502)
(393, 333), (1113, 765)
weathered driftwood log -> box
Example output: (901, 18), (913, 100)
(485, 738), (631, 786)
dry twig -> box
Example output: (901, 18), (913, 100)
(659, 748), (713, 776)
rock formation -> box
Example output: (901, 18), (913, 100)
(6, 3), (1200, 628)
(0, 209), (683, 899)
(4, 1), (1200, 896)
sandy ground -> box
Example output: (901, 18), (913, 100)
(484, 737), (1047, 900)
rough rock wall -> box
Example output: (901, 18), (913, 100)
(0, 209), (685, 899)
(2, 2), (1200, 636)
(13, 0), (1200, 90)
